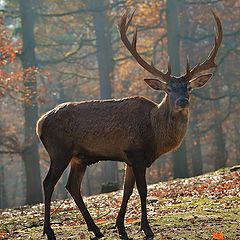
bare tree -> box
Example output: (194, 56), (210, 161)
(166, 0), (189, 178)
(19, 0), (43, 204)
(88, 0), (118, 187)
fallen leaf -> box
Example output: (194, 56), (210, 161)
(212, 232), (224, 240)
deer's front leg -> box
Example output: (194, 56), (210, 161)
(116, 165), (135, 239)
(132, 163), (154, 239)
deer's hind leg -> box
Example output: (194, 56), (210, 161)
(66, 158), (104, 238)
(43, 149), (71, 240)
(132, 161), (153, 239)
(116, 165), (135, 239)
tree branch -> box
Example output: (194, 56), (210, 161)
(0, 151), (19, 154)
(38, 1), (125, 17)
(193, 91), (240, 101)
(186, 0), (223, 5)
(38, 41), (83, 65)
(199, 96), (232, 135)
(180, 28), (240, 43)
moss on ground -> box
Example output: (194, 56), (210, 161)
(1, 168), (240, 239)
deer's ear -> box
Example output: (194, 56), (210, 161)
(144, 78), (167, 91)
(190, 74), (213, 89)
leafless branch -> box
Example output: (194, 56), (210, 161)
(200, 96), (232, 135)
(0, 151), (19, 154)
(181, 28), (240, 43)
(193, 91), (240, 101)
(38, 1), (125, 17)
(38, 41), (83, 65)
(186, 0), (223, 5)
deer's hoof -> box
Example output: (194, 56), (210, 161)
(144, 233), (154, 240)
(91, 231), (104, 239)
(119, 233), (133, 240)
(91, 233), (104, 240)
(43, 226), (56, 240)
(144, 237), (154, 240)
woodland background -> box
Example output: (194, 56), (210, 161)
(0, 0), (239, 209)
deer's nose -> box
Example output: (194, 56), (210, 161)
(176, 98), (189, 108)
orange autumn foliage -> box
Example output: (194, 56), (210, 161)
(212, 232), (224, 240)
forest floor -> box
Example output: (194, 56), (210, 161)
(0, 167), (240, 240)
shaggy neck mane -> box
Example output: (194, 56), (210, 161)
(152, 94), (189, 156)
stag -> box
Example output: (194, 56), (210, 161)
(36, 10), (222, 240)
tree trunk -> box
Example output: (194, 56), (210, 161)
(166, 0), (188, 178)
(234, 125), (240, 164)
(212, 80), (227, 169)
(180, 3), (203, 176)
(191, 131), (203, 176)
(20, 0), (43, 204)
(0, 165), (6, 208)
(89, 0), (113, 99)
(213, 124), (227, 169)
(88, 0), (118, 186)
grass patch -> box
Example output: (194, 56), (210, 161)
(1, 168), (239, 239)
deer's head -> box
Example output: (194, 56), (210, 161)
(119, 10), (222, 112)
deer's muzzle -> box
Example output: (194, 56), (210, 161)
(175, 98), (189, 109)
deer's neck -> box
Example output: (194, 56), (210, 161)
(152, 94), (189, 156)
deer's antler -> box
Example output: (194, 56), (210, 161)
(118, 10), (171, 83)
(185, 10), (223, 80)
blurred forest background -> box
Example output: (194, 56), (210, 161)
(0, 0), (239, 209)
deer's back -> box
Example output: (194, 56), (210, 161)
(39, 96), (157, 164)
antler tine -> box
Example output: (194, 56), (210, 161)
(185, 57), (191, 81)
(186, 57), (190, 73)
(132, 28), (137, 49)
(118, 10), (171, 82)
(185, 10), (223, 80)
(125, 9), (135, 31)
(118, 11), (127, 33)
(167, 60), (172, 75)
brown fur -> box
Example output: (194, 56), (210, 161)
(38, 9), (222, 239)
(37, 95), (188, 167)
(37, 94), (189, 240)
